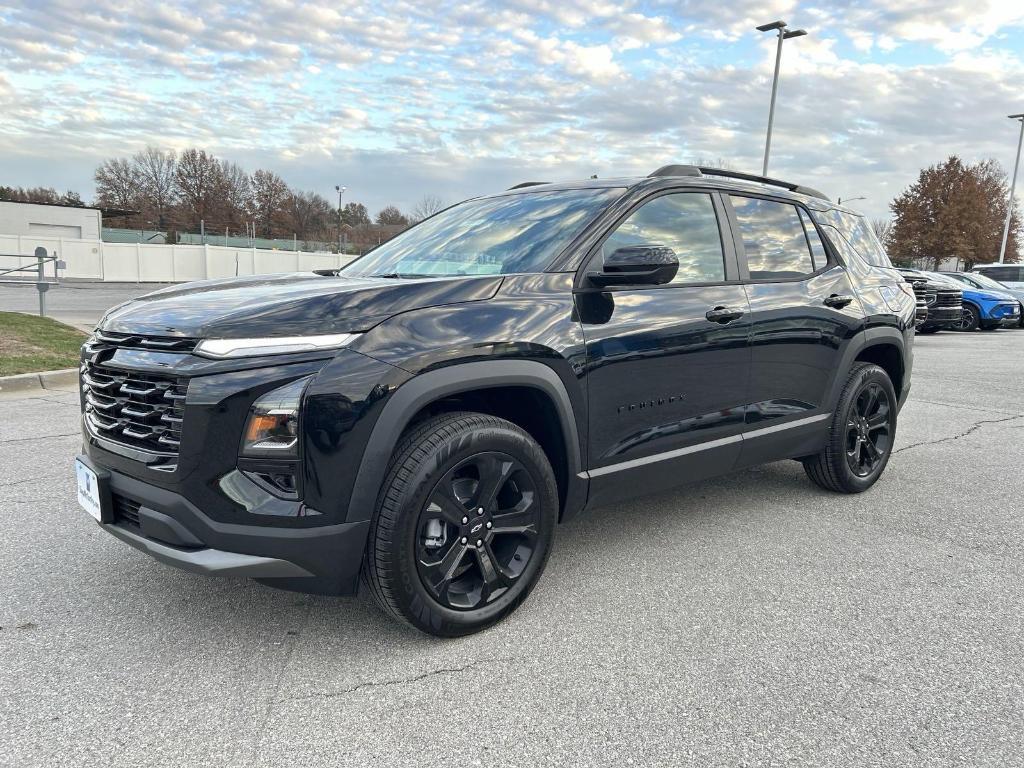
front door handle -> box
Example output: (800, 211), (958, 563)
(705, 306), (745, 324)
(824, 294), (855, 309)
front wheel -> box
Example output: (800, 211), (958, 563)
(803, 363), (897, 494)
(954, 305), (980, 332)
(362, 412), (558, 637)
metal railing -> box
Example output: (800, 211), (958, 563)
(0, 247), (65, 316)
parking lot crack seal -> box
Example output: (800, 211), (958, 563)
(0, 432), (80, 444)
(894, 415), (1024, 455)
(275, 657), (519, 703)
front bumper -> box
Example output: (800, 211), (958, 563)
(80, 456), (371, 594)
(920, 306), (960, 328)
(987, 303), (1021, 326)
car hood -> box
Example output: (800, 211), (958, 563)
(98, 272), (504, 338)
(965, 289), (1016, 302)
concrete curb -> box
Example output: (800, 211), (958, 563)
(0, 367), (78, 394)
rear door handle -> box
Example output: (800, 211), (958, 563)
(705, 306), (745, 324)
(824, 294), (855, 309)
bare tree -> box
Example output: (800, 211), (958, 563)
(0, 185), (79, 204)
(411, 195), (445, 222)
(133, 147), (177, 227)
(689, 157), (735, 170)
(218, 160), (252, 232)
(871, 218), (893, 248)
(250, 169), (290, 237)
(175, 148), (224, 231)
(286, 190), (333, 240)
(340, 201), (370, 226)
(94, 158), (140, 213)
(376, 205), (409, 226)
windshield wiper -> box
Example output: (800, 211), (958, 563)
(368, 272), (440, 279)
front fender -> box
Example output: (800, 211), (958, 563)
(344, 360), (586, 524)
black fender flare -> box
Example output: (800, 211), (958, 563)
(825, 326), (907, 413)
(345, 360), (585, 523)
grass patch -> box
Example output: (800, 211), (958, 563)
(0, 311), (86, 376)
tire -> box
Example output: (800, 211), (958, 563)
(955, 305), (980, 332)
(362, 411), (558, 637)
(803, 363), (897, 494)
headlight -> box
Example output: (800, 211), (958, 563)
(196, 333), (358, 359)
(241, 377), (311, 457)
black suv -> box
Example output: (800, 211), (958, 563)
(76, 165), (916, 636)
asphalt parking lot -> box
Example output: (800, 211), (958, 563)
(0, 282), (172, 332)
(2, 329), (1023, 767)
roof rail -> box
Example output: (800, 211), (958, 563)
(648, 164), (702, 178)
(507, 181), (549, 190)
(648, 164), (830, 201)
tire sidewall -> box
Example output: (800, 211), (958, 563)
(385, 422), (557, 635)
(834, 365), (898, 492)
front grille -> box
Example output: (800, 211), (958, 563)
(907, 280), (933, 300)
(112, 494), (142, 528)
(82, 362), (187, 455)
(93, 330), (197, 353)
(935, 290), (962, 307)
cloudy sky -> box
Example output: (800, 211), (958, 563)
(2, 0), (1024, 220)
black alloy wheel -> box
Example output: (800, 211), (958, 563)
(803, 362), (897, 493)
(954, 305), (979, 331)
(362, 411), (557, 637)
(416, 452), (541, 610)
(844, 382), (892, 478)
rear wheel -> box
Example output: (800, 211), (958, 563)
(803, 363), (896, 494)
(362, 412), (557, 637)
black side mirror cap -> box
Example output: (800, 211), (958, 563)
(586, 245), (679, 288)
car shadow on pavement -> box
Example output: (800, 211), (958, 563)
(104, 460), (819, 648)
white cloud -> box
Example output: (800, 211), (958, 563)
(0, 0), (1023, 220)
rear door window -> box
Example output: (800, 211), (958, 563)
(798, 209), (828, 270)
(729, 196), (815, 279)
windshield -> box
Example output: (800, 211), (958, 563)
(342, 188), (622, 278)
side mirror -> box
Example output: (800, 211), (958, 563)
(587, 245), (679, 288)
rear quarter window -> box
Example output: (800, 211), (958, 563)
(813, 208), (892, 269)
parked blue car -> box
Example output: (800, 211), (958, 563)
(928, 271), (1021, 331)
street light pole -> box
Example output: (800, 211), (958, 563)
(998, 114), (1024, 264)
(757, 21), (806, 177)
(335, 184), (347, 253)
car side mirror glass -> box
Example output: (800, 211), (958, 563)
(586, 245), (679, 288)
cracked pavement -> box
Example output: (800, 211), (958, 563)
(2, 330), (1024, 767)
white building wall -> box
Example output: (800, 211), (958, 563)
(0, 201), (102, 241)
(0, 234), (356, 283)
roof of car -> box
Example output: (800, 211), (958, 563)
(492, 164), (848, 211)
(492, 173), (846, 212)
